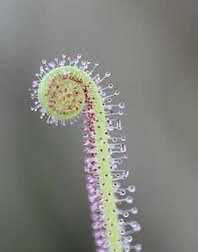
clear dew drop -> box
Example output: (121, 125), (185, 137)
(131, 207), (138, 215)
(126, 196), (133, 204)
(134, 244), (142, 251)
(105, 71), (111, 77)
(119, 102), (125, 109)
(41, 59), (46, 64)
(115, 90), (120, 96)
(128, 185), (136, 193)
(123, 212), (129, 218)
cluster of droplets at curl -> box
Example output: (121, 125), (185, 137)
(30, 53), (142, 252)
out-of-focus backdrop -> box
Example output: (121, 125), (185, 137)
(0, 0), (198, 251)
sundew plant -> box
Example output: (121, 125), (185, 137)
(30, 53), (142, 252)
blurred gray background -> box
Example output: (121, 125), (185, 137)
(0, 0), (198, 251)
